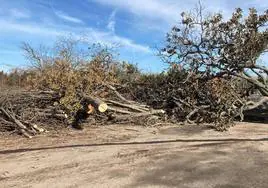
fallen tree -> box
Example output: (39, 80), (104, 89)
(159, 4), (268, 129)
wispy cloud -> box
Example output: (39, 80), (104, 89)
(91, 0), (182, 23)
(54, 11), (84, 24)
(86, 30), (151, 53)
(3, 0), (266, 72)
(0, 19), (151, 53)
(0, 20), (63, 36)
(9, 8), (31, 19)
(91, 0), (267, 30)
(107, 10), (117, 33)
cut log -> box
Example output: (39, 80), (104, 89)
(32, 124), (45, 133)
(82, 94), (108, 113)
(87, 104), (95, 114)
(98, 103), (108, 113)
(22, 121), (45, 133)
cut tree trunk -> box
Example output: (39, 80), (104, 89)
(82, 94), (108, 113)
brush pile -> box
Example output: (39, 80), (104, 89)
(0, 90), (62, 138)
(1, 68), (267, 137)
(1, 37), (267, 138)
(0, 86), (166, 138)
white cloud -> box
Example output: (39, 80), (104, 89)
(91, 0), (183, 23)
(91, 0), (268, 30)
(0, 19), (151, 53)
(0, 20), (63, 36)
(107, 10), (117, 32)
(95, 32), (151, 53)
(90, 0), (234, 34)
(82, 28), (152, 53)
(54, 11), (84, 24)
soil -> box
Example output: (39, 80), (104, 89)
(1, 122), (268, 188)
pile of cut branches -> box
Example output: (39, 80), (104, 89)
(0, 90), (63, 138)
(126, 69), (248, 131)
(0, 85), (165, 137)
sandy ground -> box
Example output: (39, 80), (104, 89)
(0, 122), (268, 188)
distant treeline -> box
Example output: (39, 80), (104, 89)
(0, 70), (29, 88)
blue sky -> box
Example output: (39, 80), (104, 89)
(0, 0), (267, 72)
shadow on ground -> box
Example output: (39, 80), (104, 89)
(1, 138), (268, 155)
(128, 142), (268, 188)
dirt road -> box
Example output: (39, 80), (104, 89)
(1, 123), (268, 188)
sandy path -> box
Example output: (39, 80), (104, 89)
(0, 123), (268, 188)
